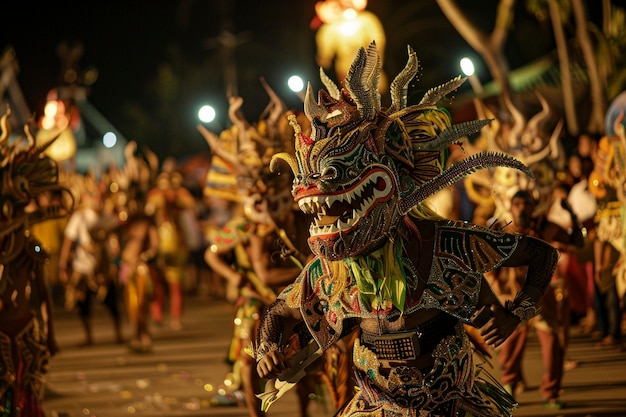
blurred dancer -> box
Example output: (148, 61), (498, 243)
(200, 87), (349, 416)
(106, 142), (160, 353)
(588, 104), (626, 350)
(147, 165), (196, 330)
(59, 174), (123, 346)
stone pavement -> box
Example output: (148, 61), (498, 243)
(42, 295), (626, 417)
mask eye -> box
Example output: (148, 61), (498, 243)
(320, 166), (337, 181)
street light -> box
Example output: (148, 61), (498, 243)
(287, 75), (305, 101)
(460, 57), (483, 94)
(287, 75), (304, 93)
(102, 131), (117, 148)
(198, 105), (216, 124)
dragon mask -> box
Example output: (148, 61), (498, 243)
(272, 42), (532, 260)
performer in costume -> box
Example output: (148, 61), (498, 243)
(147, 161), (197, 331)
(0, 108), (73, 416)
(59, 173), (123, 346)
(588, 92), (626, 349)
(103, 142), (160, 353)
(255, 43), (559, 416)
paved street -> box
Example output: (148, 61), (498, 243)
(42, 294), (626, 417)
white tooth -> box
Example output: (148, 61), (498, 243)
(327, 109), (342, 118)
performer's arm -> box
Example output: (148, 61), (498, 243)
(248, 232), (302, 286)
(472, 235), (558, 348)
(256, 298), (303, 379)
(501, 235), (559, 309)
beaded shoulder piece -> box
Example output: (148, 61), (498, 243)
(416, 220), (520, 321)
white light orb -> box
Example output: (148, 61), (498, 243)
(287, 75), (304, 93)
(198, 105), (216, 123)
(460, 57), (475, 76)
(102, 131), (117, 148)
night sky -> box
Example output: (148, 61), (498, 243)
(1, 0), (621, 160)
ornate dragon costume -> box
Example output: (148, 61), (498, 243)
(254, 43), (559, 416)
(0, 108), (73, 416)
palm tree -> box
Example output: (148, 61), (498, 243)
(435, 0), (515, 101)
(572, 0), (605, 134)
(527, 0), (578, 135)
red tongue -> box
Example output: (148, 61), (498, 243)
(327, 200), (353, 216)
(316, 200), (354, 226)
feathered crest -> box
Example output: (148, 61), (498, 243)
(344, 41), (381, 120)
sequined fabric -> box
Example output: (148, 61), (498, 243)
(277, 219), (521, 416)
(342, 327), (511, 416)
(0, 318), (49, 417)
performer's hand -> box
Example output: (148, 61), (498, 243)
(476, 304), (520, 348)
(256, 350), (289, 379)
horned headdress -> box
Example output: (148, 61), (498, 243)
(273, 42), (532, 216)
(271, 42), (533, 260)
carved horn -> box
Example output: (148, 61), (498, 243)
(319, 68), (340, 100)
(390, 45), (418, 112)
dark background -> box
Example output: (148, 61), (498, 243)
(0, 0), (617, 161)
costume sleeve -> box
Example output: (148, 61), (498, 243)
(255, 299), (294, 362)
(520, 235), (558, 295)
(505, 235), (559, 320)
